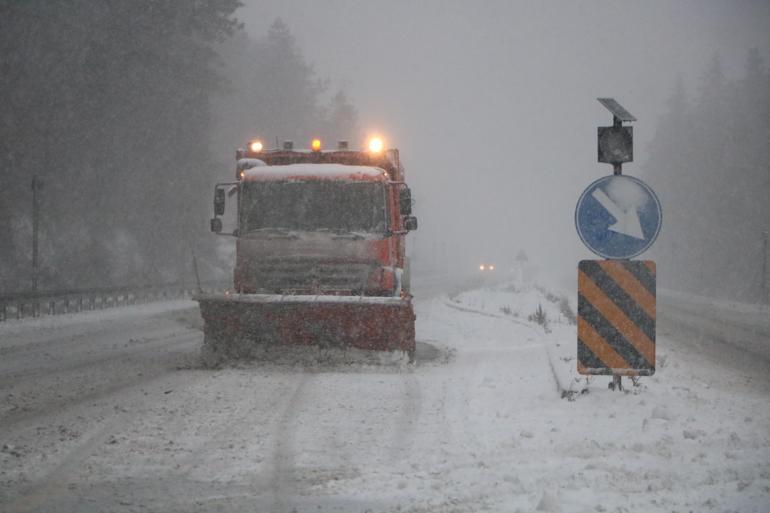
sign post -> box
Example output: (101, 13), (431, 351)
(31, 175), (43, 317)
(575, 99), (662, 391)
(762, 231), (768, 304)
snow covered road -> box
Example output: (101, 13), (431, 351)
(659, 291), (770, 379)
(1, 286), (769, 512)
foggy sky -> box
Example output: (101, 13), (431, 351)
(237, 0), (770, 290)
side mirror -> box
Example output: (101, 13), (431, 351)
(403, 216), (418, 231)
(214, 188), (226, 216)
(210, 218), (223, 233)
(399, 187), (412, 215)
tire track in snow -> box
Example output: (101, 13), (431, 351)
(658, 307), (770, 393)
(661, 302), (770, 364)
(387, 367), (423, 463)
(269, 370), (314, 512)
(262, 362), (425, 510)
(1, 329), (205, 512)
(3, 378), (173, 513)
(1, 333), (200, 431)
(158, 370), (298, 497)
(0, 326), (198, 386)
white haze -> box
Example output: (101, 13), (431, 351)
(236, 0), (770, 291)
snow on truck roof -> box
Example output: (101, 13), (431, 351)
(241, 163), (388, 182)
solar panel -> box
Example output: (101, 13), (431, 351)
(597, 98), (637, 122)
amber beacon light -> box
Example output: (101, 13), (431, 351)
(368, 136), (384, 153)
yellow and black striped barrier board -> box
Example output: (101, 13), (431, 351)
(577, 260), (656, 376)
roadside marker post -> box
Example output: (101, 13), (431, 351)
(575, 99), (662, 391)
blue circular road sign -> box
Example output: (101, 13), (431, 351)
(575, 175), (662, 259)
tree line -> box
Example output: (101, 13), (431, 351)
(0, 2), (359, 293)
(644, 48), (770, 302)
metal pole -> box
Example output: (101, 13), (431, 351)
(31, 176), (41, 317)
(669, 240), (675, 287)
(612, 115), (622, 176)
(192, 252), (202, 294)
(762, 230), (768, 304)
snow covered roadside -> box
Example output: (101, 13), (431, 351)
(661, 288), (770, 318)
(434, 281), (770, 512)
(659, 289), (770, 365)
(0, 300), (197, 348)
(447, 283), (583, 397)
(1, 284), (769, 512)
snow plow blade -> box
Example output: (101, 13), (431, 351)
(195, 293), (416, 365)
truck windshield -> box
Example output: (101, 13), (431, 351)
(240, 181), (388, 234)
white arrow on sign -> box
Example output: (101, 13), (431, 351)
(591, 188), (645, 240)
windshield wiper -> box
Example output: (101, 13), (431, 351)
(332, 233), (365, 240)
(246, 227), (298, 239)
(311, 228), (366, 240)
(249, 227), (291, 233)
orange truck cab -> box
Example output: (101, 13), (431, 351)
(199, 139), (418, 362)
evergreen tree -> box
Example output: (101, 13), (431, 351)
(212, 18), (332, 153)
(258, 18), (326, 145)
(0, 0), (241, 290)
(321, 90), (361, 146)
(645, 49), (770, 301)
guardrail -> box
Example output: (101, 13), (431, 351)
(0, 281), (227, 323)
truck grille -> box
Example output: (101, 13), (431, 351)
(243, 258), (377, 294)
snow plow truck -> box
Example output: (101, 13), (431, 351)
(196, 137), (418, 364)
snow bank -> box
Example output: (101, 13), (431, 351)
(661, 288), (770, 317)
(0, 299), (196, 342)
(447, 281), (582, 396)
